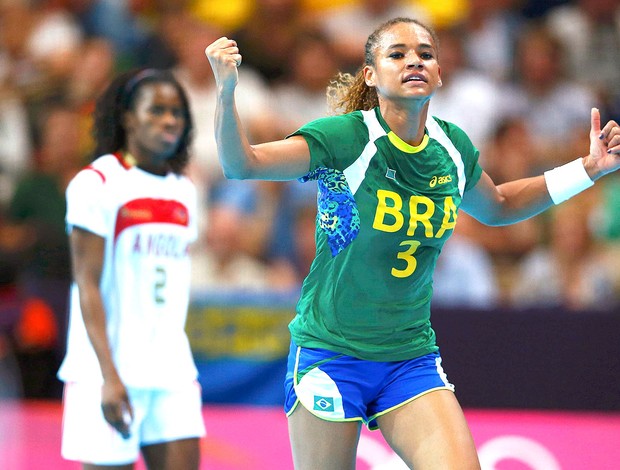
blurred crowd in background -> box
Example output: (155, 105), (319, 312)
(1, 0), (620, 399)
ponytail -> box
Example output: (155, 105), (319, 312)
(327, 70), (378, 115)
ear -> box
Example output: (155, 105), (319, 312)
(363, 65), (375, 87)
(437, 66), (442, 88)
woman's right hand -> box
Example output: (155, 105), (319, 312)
(101, 376), (133, 440)
(205, 37), (243, 92)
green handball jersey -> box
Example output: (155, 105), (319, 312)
(289, 107), (483, 361)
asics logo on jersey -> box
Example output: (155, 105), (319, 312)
(313, 396), (335, 412)
(429, 175), (452, 188)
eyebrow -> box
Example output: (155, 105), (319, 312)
(387, 43), (434, 51)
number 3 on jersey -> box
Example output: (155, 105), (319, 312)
(391, 240), (421, 278)
(154, 265), (166, 304)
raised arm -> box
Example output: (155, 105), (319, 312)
(70, 227), (132, 438)
(205, 37), (311, 181)
(462, 108), (620, 225)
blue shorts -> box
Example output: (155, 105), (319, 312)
(284, 342), (454, 430)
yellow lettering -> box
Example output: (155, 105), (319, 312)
(406, 196), (435, 237)
(391, 240), (421, 278)
(373, 190), (404, 232)
(435, 196), (458, 238)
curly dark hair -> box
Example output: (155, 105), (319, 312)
(327, 17), (439, 115)
(92, 68), (194, 175)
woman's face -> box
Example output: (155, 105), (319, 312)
(364, 22), (441, 104)
(125, 82), (186, 164)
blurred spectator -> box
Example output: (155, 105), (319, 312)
(428, 26), (503, 147)
(69, 0), (151, 69)
(482, 117), (543, 184)
(264, 180), (318, 284)
(0, 72), (32, 205)
(545, 0), (620, 122)
(171, 17), (276, 195)
(232, 0), (313, 84)
(6, 106), (84, 398)
(65, 38), (116, 159)
(191, 199), (298, 294)
(432, 232), (499, 309)
(315, 0), (431, 72)
(132, 8), (181, 69)
(271, 27), (337, 133)
(458, 0), (525, 81)
(0, 0), (86, 151)
(454, 212), (541, 306)
(497, 22), (598, 167)
(171, 15), (280, 268)
(510, 194), (618, 312)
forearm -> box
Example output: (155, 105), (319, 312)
(215, 90), (257, 180)
(493, 175), (554, 224)
(462, 170), (552, 226)
(79, 285), (120, 382)
(467, 157), (594, 225)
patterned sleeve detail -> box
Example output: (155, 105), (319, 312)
(301, 167), (360, 257)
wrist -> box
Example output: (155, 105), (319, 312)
(544, 157), (594, 204)
(582, 154), (605, 181)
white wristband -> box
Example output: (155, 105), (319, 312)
(543, 157), (594, 205)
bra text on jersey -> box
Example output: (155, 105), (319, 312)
(372, 189), (457, 239)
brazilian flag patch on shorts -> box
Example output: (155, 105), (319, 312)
(313, 395), (335, 412)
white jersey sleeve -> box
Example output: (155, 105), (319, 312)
(65, 167), (109, 237)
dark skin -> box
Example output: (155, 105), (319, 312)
(71, 82), (199, 469)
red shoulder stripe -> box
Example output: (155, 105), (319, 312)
(84, 165), (106, 183)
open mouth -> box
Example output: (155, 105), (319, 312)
(403, 74), (426, 84)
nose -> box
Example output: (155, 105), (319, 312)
(405, 53), (423, 69)
(162, 109), (182, 127)
(406, 59), (423, 69)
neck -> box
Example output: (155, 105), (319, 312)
(379, 100), (429, 146)
(123, 149), (168, 176)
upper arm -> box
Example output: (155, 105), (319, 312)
(70, 226), (105, 291)
(246, 136), (312, 180)
(460, 171), (507, 225)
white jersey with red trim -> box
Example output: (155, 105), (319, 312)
(58, 154), (199, 389)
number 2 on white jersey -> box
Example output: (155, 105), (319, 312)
(154, 265), (166, 304)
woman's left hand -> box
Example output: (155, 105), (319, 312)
(585, 107), (620, 180)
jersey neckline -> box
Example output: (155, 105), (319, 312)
(373, 107), (430, 154)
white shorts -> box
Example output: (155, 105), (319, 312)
(61, 381), (206, 465)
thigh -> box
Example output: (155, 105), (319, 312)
(288, 404), (361, 470)
(142, 438), (200, 470)
(376, 389), (480, 470)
